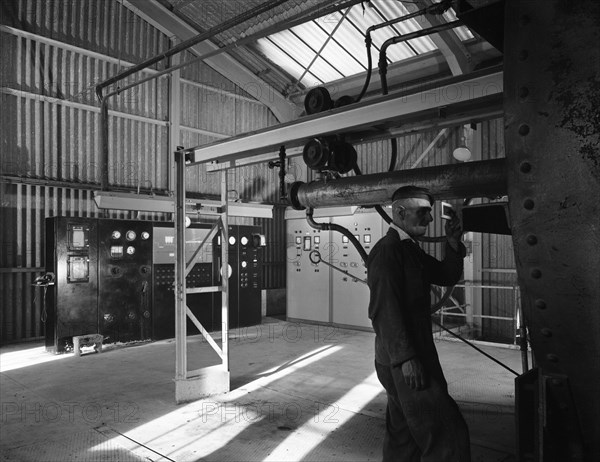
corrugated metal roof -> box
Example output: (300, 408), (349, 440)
(252, 0), (474, 88)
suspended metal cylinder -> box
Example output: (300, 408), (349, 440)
(289, 158), (507, 209)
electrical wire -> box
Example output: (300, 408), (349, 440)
(306, 208), (369, 264)
(431, 318), (520, 376)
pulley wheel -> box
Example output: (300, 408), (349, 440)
(329, 141), (358, 174)
(304, 87), (333, 115)
(303, 138), (330, 170)
(333, 95), (355, 108)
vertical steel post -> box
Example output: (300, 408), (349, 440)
(220, 170), (229, 372)
(515, 288), (528, 373)
(100, 98), (110, 190)
(174, 149), (186, 379)
(168, 43), (181, 192)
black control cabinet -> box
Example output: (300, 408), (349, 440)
(45, 217), (99, 353)
(97, 219), (153, 343)
(45, 217), (154, 352)
(213, 225), (262, 330)
(45, 218), (263, 351)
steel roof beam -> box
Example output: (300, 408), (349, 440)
(122, 0), (300, 122)
(188, 67), (503, 165)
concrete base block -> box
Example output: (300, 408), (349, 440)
(175, 365), (230, 404)
(73, 334), (103, 356)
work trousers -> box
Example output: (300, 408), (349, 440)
(375, 360), (471, 462)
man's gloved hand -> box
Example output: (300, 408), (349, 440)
(444, 210), (463, 252)
(401, 358), (428, 390)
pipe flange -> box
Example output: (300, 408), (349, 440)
(289, 182), (306, 210)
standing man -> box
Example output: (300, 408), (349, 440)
(367, 185), (471, 462)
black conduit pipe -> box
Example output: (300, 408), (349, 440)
(306, 208), (369, 265)
(355, 0), (453, 103)
(378, 20), (462, 98)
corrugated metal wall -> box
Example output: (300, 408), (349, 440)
(0, 0), (285, 343)
(479, 118), (518, 343)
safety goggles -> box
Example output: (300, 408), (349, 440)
(392, 198), (433, 219)
(405, 206), (433, 219)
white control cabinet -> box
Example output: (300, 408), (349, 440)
(285, 208), (386, 330)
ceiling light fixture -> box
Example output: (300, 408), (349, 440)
(453, 125), (472, 162)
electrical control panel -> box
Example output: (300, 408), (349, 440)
(97, 219), (153, 344)
(213, 225), (263, 330)
(237, 226), (262, 327)
(45, 218), (265, 351)
(45, 217), (98, 353)
(286, 217), (331, 324)
(285, 209), (386, 330)
(331, 211), (383, 329)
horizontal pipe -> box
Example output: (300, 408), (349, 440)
(289, 158), (507, 209)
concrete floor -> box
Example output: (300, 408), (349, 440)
(1, 318), (520, 461)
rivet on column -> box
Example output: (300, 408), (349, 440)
(523, 199), (535, 210)
(526, 235), (537, 245)
(541, 328), (552, 337)
(519, 15), (531, 26)
(518, 124), (530, 136)
(520, 161), (532, 173)
(519, 87), (530, 99)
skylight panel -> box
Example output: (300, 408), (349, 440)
(254, 39), (320, 87)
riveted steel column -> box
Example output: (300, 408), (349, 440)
(504, 1), (600, 460)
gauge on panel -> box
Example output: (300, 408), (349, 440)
(126, 230), (137, 241)
(229, 236), (236, 245)
(241, 236), (249, 246)
(111, 230), (121, 240)
(241, 261), (248, 268)
(141, 231), (150, 240)
(126, 246), (135, 255)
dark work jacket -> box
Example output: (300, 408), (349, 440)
(367, 228), (466, 371)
